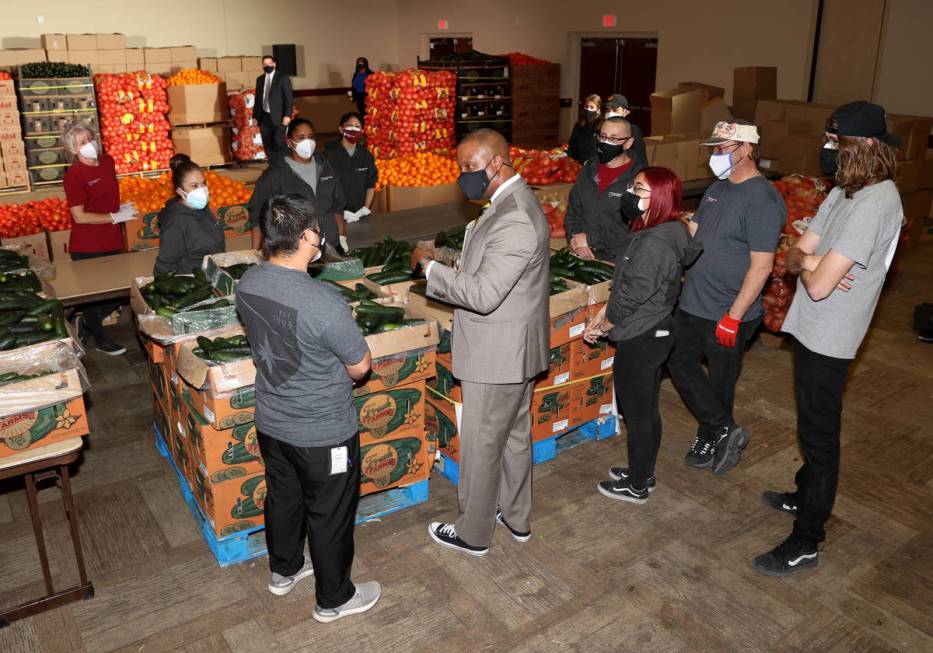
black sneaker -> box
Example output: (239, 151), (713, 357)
(752, 537), (818, 577)
(762, 490), (798, 517)
(597, 479), (649, 504)
(712, 425), (750, 475)
(95, 337), (126, 356)
(495, 509), (531, 542)
(608, 467), (656, 493)
(427, 522), (488, 556)
(684, 435), (715, 468)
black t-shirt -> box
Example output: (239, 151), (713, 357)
(324, 140), (378, 211)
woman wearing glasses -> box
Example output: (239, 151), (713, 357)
(584, 167), (702, 504)
(564, 116), (645, 261)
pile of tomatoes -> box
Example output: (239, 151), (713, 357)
(365, 70), (456, 160)
(228, 91), (266, 161)
(0, 198), (69, 237)
(95, 73), (174, 174)
(502, 52), (552, 66)
(167, 69), (223, 86)
(510, 146), (580, 186)
(374, 152), (459, 190)
(0, 72), (11, 81)
(118, 170), (252, 216)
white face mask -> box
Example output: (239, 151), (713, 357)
(708, 151), (735, 179)
(292, 138), (316, 159)
(637, 197), (649, 212)
(823, 141), (838, 150)
(78, 141), (98, 160)
(310, 234), (325, 263)
(182, 186), (210, 210)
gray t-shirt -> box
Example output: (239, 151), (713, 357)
(285, 156), (318, 192)
(679, 176), (785, 322)
(235, 262), (369, 447)
(782, 181), (902, 359)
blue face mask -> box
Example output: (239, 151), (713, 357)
(182, 186), (209, 210)
(708, 152), (735, 179)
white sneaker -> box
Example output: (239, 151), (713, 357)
(268, 556), (314, 596)
(312, 581), (382, 623)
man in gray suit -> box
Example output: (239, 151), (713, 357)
(411, 129), (550, 556)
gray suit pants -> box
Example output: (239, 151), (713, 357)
(455, 379), (534, 547)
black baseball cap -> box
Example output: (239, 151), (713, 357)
(605, 94), (629, 110)
(831, 101), (900, 147)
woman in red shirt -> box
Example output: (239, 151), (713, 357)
(62, 121), (128, 355)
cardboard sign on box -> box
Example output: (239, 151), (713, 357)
(649, 88), (703, 136)
(172, 125), (232, 167)
(354, 379), (426, 441)
(0, 397), (89, 459)
(359, 431), (433, 497)
(733, 66), (777, 121)
(167, 83), (229, 126)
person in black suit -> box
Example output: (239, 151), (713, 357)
(253, 55), (294, 159)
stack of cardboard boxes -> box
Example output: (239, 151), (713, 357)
(168, 80), (232, 167)
(199, 57), (262, 92)
(888, 116), (933, 247)
(0, 49), (47, 69)
(0, 77), (29, 191)
(511, 63), (560, 146)
(43, 33), (198, 76)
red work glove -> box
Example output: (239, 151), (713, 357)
(714, 313), (741, 348)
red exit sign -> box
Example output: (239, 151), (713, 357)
(437, 19), (449, 30)
(602, 14), (617, 28)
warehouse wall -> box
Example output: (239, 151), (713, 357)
(873, 0), (933, 118)
(0, 0), (400, 88)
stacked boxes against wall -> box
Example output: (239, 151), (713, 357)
(17, 63), (97, 185)
(511, 63), (560, 146)
(0, 76), (29, 191)
(199, 57), (262, 94)
(167, 72), (232, 168)
(44, 33), (130, 74)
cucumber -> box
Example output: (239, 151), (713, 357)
(0, 311), (25, 326)
(9, 324), (40, 334)
(156, 306), (177, 318)
(13, 332), (55, 346)
(0, 327), (15, 350)
(27, 298), (62, 316)
(173, 285), (215, 310)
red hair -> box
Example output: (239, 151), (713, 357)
(628, 167), (682, 233)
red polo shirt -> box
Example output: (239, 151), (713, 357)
(63, 154), (124, 253)
(597, 159), (633, 193)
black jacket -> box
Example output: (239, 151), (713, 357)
(607, 220), (702, 341)
(567, 121), (598, 164)
(324, 140), (378, 212)
(252, 71), (294, 122)
(629, 123), (648, 165)
(564, 153), (645, 261)
(154, 198), (225, 275)
(247, 152), (346, 249)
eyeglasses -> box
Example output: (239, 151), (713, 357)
(627, 184), (651, 197)
(595, 133), (633, 145)
(710, 142), (742, 155)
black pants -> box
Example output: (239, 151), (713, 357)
(791, 339), (852, 546)
(259, 432), (360, 608)
(258, 112), (287, 158)
(613, 316), (675, 489)
(666, 308), (760, 441)
(70, 250), (123, 344)
(352, 92), (367, 120)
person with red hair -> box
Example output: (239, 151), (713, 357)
(584, 167), (703, 504)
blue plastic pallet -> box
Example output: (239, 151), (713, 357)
(153, 423), (430, 567)
(434, 416), (618, 486)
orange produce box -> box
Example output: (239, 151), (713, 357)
(148, 361), (170, 413)
(191, 467), (266, 538)
(549, 306), (587, 348)
(570, 338), (615, 380)
(569, 373), (614, 428)
(426, 356), (461, 402)
(352, 347), (436, 397)
(0, 397), (88, 458)
(425, 391), (459, 463)
(182, 403), (263, 478)
(359, 431), (432, 497)
(530, 384), (571, 441)
(182, 384), (255, 432)
(354, 379), (426, 441)
(539, 341), (573, 387)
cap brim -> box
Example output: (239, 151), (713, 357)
(701, 137), (730, 146)
(879, 132), (901, 148)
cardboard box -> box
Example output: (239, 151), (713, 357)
(784, 103), (835, 136)
(353, 347), (437, 397)
(896, 159), (924, 195)
(570, 339), (615, 380)
(778, 135), (824, 177)
(0, 49), (47, 67)
(125, 48), (145, 66)
(733, 66), (777, 121)
(754, 99), (795, 124)
(41, 34), (67, 52)
(386, 182), (464, 211)
(700, 98), (733, 133)
(4, 169), (28, 188)
(46, 229), (71, 261)
(539, 341), (573, 388)
(149, 361), (170, 412)
(427, 355), (461, 402)
(223, 71), (255, 92)
(97, 49), (126, 65)
(530, 383), (572, 441)
(44, 49), (69, 64)
(172, 125), (232, 167)
(68, 50), (99, 67)
(569, 373), (614, 428)
(182, 383), (255, 432)
(0, 397), (88, 458)
(678, 81), (725, 103)
(96, 33), (126, 50)
(171, 46), (198, 63)
(144, 48), (173, 64)
(425, 391), (459, 462)
(191, 466), (265, 538)
(0, 80), (14, 97)
(887, 114), (933, 161)
(649, 88), (703, 136)
(183, 403), (263, 477)
(1, 232), (49, 260)
(240, 57), (262, 73)
(123, 211), (160, 251)
(217, 56), (243, 73)
(758, 119), (811, 160)
(171, 61), (199, 75)
(167, 83), (229, 125)
(0, 94), (16, 111)
(96, 64), (127, 74)
(359, 431), (433, 496)
(199, 57), (218, 72)
(66, 34), (97, 51)
(144, 63), (173, 76)
(354, 379), (426, 441)
(900, 189), (932, 220)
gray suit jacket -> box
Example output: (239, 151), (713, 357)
(427, 177), (550, 384)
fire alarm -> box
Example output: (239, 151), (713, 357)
(438, 19), (449, 30)
(602, 14), (617, 28)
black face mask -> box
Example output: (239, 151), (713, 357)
(820, 148), (838, 176)
(263, 65), (275, 74)
(596, 140), (627, 164)
(357, 63), (366, 70)
(583, 109), (598, 121)
(619, 192), (642, 224)
(458, 158), (501, 200)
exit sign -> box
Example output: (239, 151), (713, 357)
(438, 19), (449, 30)
(602, 14), (617, 28)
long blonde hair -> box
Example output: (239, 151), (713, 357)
(579, 94), (602, 127)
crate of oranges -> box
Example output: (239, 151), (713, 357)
(167, 69), (229, 127)
(375, 152), (464, 211)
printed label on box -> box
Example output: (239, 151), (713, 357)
(601, 357), (614, 370)
(569, 324), (585, 338)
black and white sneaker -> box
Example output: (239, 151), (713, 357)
(597, 479), (649, 504)
(427, 522), (488, 556)
(95, 337), (126, 356)
(684, 435), (715, 468)
(762, 490), (798, 517)
(495, 509), (531, 542)
(752, 537), (818, 577)
(608, 467), (656, 492)
(712, 425), (749, 475)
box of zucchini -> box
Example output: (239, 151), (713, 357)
(131, 267), (239, 342)
(0, 396), (89, 459)
(174, 328), (256, 396)
(0, 341), (87, 417)
(202, 250), (261, 296)
(0, 277), (73, 355)
(550, 248), (614, 304)
(353, 301), (439, 359)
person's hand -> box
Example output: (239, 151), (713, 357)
(576, 246), (596, 260)
(410, 245), (434, 271)
(583, 306), (608, 343)
(339, 235), (349, 254)
(569, 233), (588, 251)
(358, 207), (372, 218)
(714, 313), (741, 347)
(347, 90), (353, 98)
(836, 273), (855, 292)
(282, 116), (291, 126)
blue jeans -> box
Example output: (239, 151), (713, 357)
(70, 250), (123, 343)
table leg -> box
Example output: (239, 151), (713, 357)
(24, 472), (55, 596)
(59, 464), (90, 587)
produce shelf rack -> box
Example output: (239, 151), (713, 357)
(418, 52), (512, 142)
(154, 422), (430, 567)
(435, 415), (618, 486)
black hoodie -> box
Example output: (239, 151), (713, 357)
(247, 151), (346, 248)
(153, 197), (225, 275)
(607, 220), (703, 341)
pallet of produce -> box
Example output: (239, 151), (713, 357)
(174, 328), (255, 397)
(17, 63), (93, 96)
(131, 269), (239, 343)
(202, 250), (260, 295)
(549, 248), (614, 304)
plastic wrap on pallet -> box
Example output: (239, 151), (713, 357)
(0, 243), (57, 281)
(169, 295), (239, 334)
(0, 340), (90, 417)
(308, 254), (365, 282)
